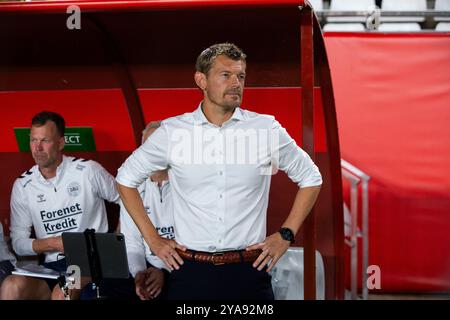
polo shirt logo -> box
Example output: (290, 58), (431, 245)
(67, 182), (81, 197)
(37, 194), (46, 203)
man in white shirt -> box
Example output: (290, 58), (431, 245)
(0, 111), (119, 300)
(116, 43), (322, 300)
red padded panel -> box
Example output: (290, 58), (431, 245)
(0, 89), (136, 152)
(325, 33), (450, 292)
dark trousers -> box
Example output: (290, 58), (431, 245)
(0, 260), (14, 285)
(165, 259), (274, 300)
(42, 258), (67, 290)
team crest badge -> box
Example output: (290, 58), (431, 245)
(67, 182), (81, 197)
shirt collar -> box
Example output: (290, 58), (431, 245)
(149, 178), (169, 187)
(35, 155), (68, 184)
(192, 102), (209, 125)
(192, 102), (245, 126)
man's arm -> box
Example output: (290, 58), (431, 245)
(117, 183), (185, 270)
(116, 124), (186, 269)
(10, 180), (64, 256)
(247, 119), (322, 271)
(31, 237), (63, 254)
(248, 185), (320, 272)
(280, 185), (321, 237)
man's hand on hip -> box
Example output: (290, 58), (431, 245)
(150, 237), (186, 271)
(246, 232), (290, 272)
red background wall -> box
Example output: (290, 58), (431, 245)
(325, 33), (450, 292)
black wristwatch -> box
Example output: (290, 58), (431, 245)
(279, 227), (295, 244)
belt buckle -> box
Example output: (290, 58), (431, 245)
(212, 252), (225, 265)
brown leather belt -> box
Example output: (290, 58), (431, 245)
(176, 248), (262, 265)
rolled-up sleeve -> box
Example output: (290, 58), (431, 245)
(10, 181), (35, 256)
(116, 125), (170, 188)
(273, 120), (322, 188)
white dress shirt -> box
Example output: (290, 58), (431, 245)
(116, 104), (322, 252)
(120, 179), (174, 277)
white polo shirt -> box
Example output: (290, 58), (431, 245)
(10, 155), (119, 263)
(120, 179), (174, 277)
(116, 105), (322, 252)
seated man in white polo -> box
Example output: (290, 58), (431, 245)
(0, 111), (119, 300)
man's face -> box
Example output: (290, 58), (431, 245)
(198, 55), (246, 112)
(30, 121), (64, 169)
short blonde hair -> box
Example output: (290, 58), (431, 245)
(195, 43), (246, 75)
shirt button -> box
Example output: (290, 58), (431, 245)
(219, 217), (223, 222)
(218, 239), (222, 243)
(219, 194), (223, 198)
(219, 171), (223, 176)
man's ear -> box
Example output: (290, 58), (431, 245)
(59, 135), (65, 151)
(194, 71), (207, 91)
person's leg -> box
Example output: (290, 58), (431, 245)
(165, 260), (274, 300)
(158, 268), (170, 300)
(0, 260), (15, 287)
(222, 262), (274, 300)
(165, 260), (237, 300)
(40, 258), (76, 300)
(0, 275), (51, 300)
(100, 277), (139, 300)
(51, 276), (92, 300)
(79, 282), (97, 300)
(165, 259), (209, 300)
